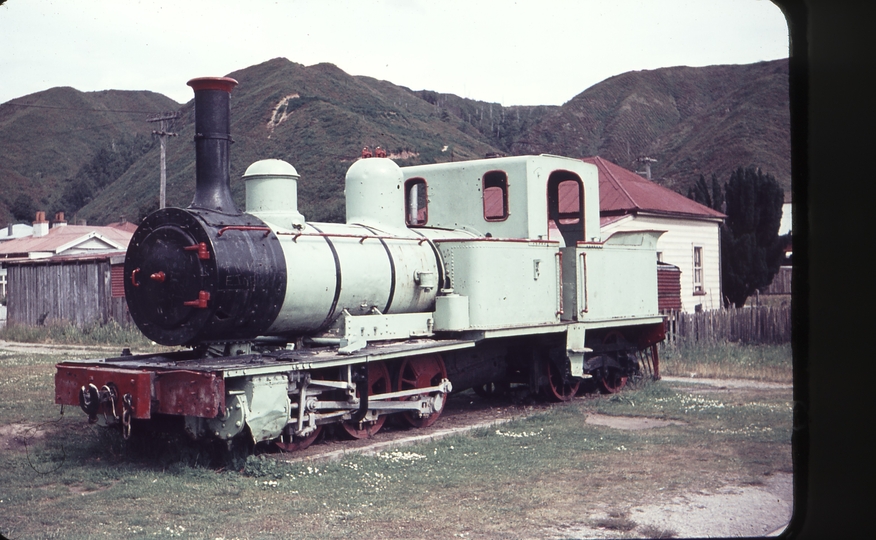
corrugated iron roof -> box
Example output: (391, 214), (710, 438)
(0, 224), (133, 257)
(582, 156), (726, 220)
(0, 223), (34, 241)
(3, 250), (127, 266)
(105, 221), (139, 233)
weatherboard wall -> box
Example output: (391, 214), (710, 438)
(5, 255), (132, 327)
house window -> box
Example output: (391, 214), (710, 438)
(482, 171), (509, 221)
(693, 246), (704, 294)
(405, 177), (428, 226)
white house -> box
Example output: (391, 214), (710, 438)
(779, 200), (792, 236)
(0, 223), (34, 299)
(0, 212), (133, 262)
(582, 157), (726, 312)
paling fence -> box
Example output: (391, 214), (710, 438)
(661, 305), (792, 346)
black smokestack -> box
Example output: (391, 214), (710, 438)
(186, 77), (239, 214)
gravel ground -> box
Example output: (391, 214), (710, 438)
(545, 472), (792, 538)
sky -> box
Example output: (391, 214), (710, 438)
(0, 0), (789, 107)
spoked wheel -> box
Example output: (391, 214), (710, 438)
(397, 353), (447, 428)
(342, 361), (391, 439)
(275, 424), (322, 452)
(544, 359), (581, 402)
(598, 331), (629, 394)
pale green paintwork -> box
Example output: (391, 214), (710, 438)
(401, 155), (660, 328)
(243, 158), (305, 227)
(401, 154), (602, 243)
(240, 155), (660, 336)
(345, 156), (407, 230)
(77, 154), (666, 447)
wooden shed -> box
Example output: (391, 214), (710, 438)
(4, 252), (132, 327)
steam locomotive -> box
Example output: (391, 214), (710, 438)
(55, 77), (665, 451)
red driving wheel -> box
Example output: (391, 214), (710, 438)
(397, 354), (447, 428)
(341, 361), (391, 439)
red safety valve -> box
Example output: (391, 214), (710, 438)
(183, 291), (211, 309)
(183, 242), (210, 260)
(150, 271), (166, 283)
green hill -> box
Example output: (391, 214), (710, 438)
(509, 59), (790, 196)
(0, 57), (790, 227)
(77, 58), (511, 224)
(0, 88), (181, 224)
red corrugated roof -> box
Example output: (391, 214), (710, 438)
(0, 225), (133, 257)
(582, 156), (725, 220)
(106, 221), (139, 233)
(3, 250), (127, 266)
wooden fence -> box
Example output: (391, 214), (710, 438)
(759, 266), (792, 295)
(662, 305), (791, 345)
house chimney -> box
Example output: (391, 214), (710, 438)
(33, 211), (49, 238)
(635, 156), (657, 181)
(52, 212), (67, 228)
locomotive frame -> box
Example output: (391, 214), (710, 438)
(55, 77), (665, 452)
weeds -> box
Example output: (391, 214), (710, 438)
(592, 511), (637, 531)
(0, 319), (155, 348)
(639, 524), (678, 538)
(659, 341), (792, 382)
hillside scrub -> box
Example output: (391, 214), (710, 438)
(2, 58), (789, 228)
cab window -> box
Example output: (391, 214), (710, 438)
(483, 170), (509, 221)
(405, 177), (428, 226)
(547, 171), (585, 245)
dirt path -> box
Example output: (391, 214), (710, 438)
(0, 340), (127, 356)
(660, 375), (792, 390)
(547, 376), (794, 538)
(544, 471), (792, 538)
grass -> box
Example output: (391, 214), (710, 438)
(0, 319), (157, 348)
(658, 341), (793, 383)
(0, 342), (793, 539)
(0, 311), (793, 537)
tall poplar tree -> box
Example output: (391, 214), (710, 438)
(721, 166), (785, 307)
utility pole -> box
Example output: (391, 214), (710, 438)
(147, 112), (180, 209)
